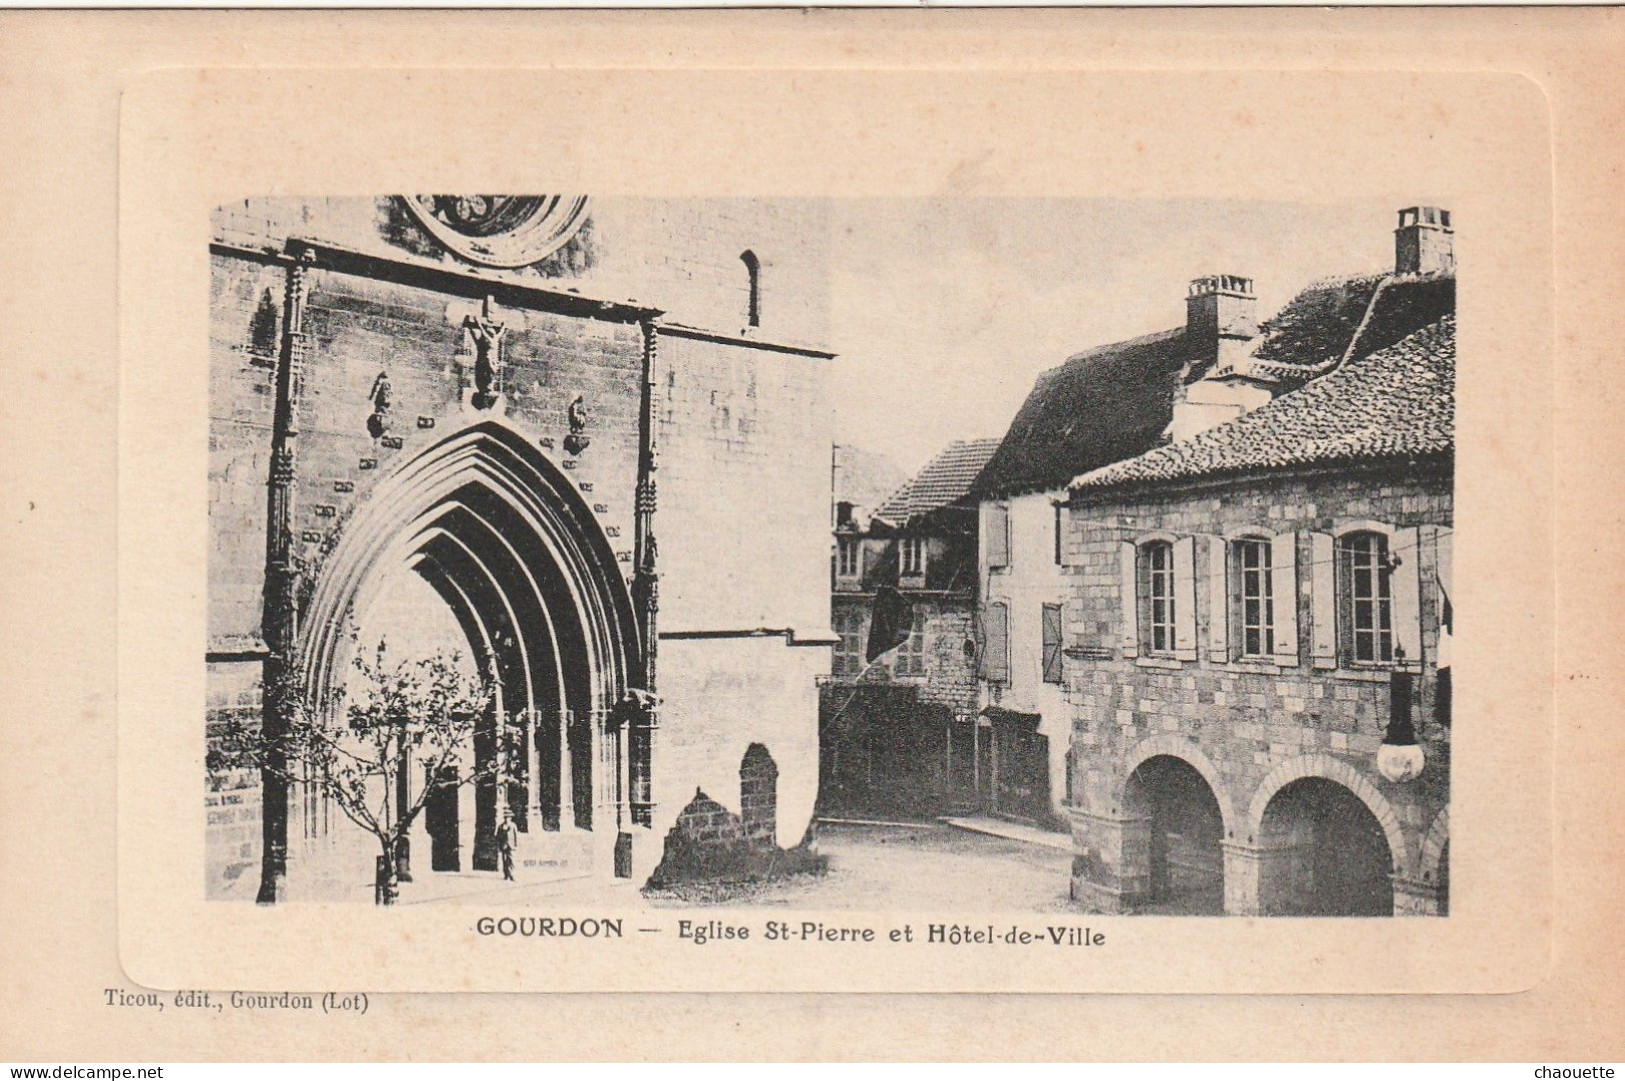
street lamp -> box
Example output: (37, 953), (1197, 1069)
(1378, 644), (1425, 783)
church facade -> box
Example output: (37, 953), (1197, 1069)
(206, 197), (836, 901)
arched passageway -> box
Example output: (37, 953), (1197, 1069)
(1257, 777), (1394, 916)
(1122, 755), (1225, 915)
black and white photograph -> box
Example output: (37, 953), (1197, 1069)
(205, 195), (1454, 918)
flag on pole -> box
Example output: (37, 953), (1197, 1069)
(865, 585), (913, 663)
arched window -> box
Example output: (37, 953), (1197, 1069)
(740, 250), (762, 328)
(1337, 531), (1393, 664)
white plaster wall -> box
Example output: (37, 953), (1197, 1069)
(982, 489), (1073, 813)
(641, 635), (827, 879)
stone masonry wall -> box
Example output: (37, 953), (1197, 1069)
(657, 331), (833, 636)
(204, 661), (264, 900)
(211, 197), (832, 352)
(1064, 467), (1453, 914)
(824, 595), (977, 715)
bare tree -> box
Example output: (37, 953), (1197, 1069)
(213, 637), (510, 904)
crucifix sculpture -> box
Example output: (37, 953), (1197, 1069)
(463, 295), (508, 410)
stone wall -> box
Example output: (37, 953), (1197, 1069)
(739, 744), (780, 844)
(1063, 467), (1453, 916)
(211, 197), (832, 351)
(204, 661), (263, 900)
(826, 595), (977, 714)
(657, 330), (833, 637)
(649, 635), (825, 881)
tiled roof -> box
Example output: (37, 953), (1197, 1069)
(971, 328), (1190, 499)
(1248, 273), (1456, 381)
(833, 444), (908, 516)
(1070, 315), (1454, 494)
(876, 437), (1003, 526)
(973, 273), (1456, 500)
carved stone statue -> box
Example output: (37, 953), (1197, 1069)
(463, 296), (508, 410)
(366, 370), (392, 439)
(564, 394), (592, 454)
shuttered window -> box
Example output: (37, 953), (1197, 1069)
(981, 602), (1010, 683)
(832, 608), (864, 676)
(1041, 603), (1064, 684)
(1338, 531), (1394, 664)
(1236, 538), (1274, 657)
(986, 503), (1010, 569)
(1144, 542), (1176, 654)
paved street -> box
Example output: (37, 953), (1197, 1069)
(645, 821), (1086, 912)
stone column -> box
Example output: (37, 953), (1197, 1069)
(1221, 840), (1264, 916)
(1224, 835), (1314, 916)
(1392, 875), (1444, 917)
(1068, 806), (1152, 913)
(257, 243), (316, 906)
(628, 320), (662, 831)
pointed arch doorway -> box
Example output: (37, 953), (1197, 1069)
(290, 421), (643, 885)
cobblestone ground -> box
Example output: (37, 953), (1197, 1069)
(644, 822), (1087, 912)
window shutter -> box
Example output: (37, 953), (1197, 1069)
(1271, 531), (1300, 666)
(1392, 526), (1422, 664)
(983, 603), (1010, 683)
(986, 504), (1009, 568)
(1173, 535), (1197, 661)
(1205, 535), (1229, 663)
(1042, 603), (1063, 684)
(1309, 531), (1336, 669)
(1119, 541), (1139, 659)
(1435, 526), (1454, 623)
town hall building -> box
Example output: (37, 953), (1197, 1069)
(1061, 208), (1456, 916)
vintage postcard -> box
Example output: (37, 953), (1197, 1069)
(5, 6), (1623, 1061)
(116, 67), (1548, 996)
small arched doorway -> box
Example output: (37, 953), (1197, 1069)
(1258, 778), (1394, 916)
(1122, 755), (1225, 914)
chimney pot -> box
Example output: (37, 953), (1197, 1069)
(1185, 273), (1258, 380)
(1395, 205), (1454, 276)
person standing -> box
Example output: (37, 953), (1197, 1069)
(495, 810), (519, 882)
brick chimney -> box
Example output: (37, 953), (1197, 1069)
(1395, 206), (1454, 277)
(1184, 274), (1258, 381)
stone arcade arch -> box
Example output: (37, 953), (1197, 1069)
(1417, 808), (1450, 916)
(286, 421), (641, 886)
(1247, 755), (1408, 917)
(1118, 742), (1230, 915)
(1116, 736), (1238, 838)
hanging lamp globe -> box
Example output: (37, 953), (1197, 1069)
(1378, 646), (1426, 784)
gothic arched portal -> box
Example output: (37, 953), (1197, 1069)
(288, 421), (642, 877)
